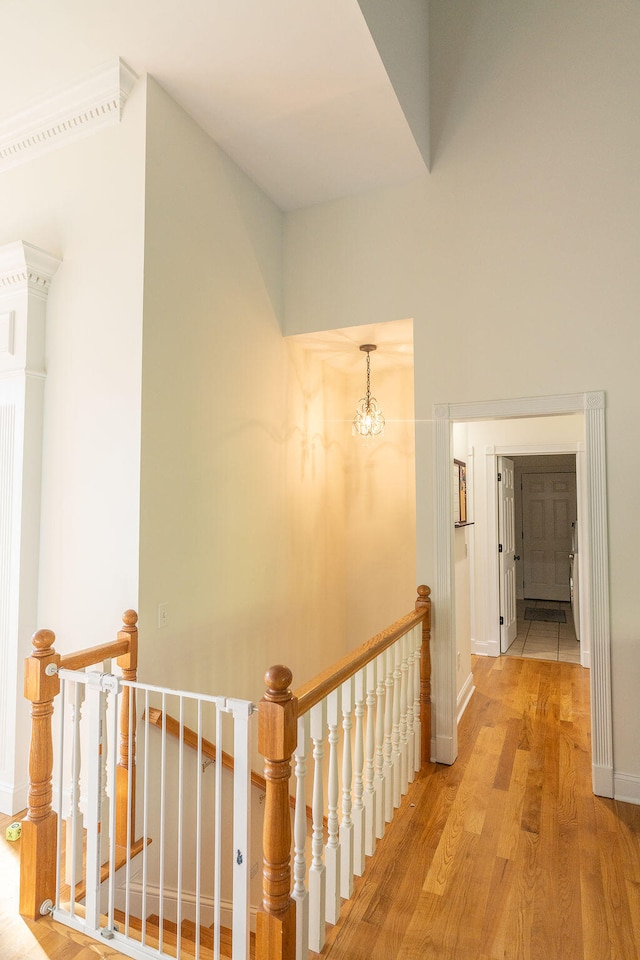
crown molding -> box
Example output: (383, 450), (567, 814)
(0, 58), (138, 174)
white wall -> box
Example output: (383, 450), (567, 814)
(0, 80), (146, 646)
(282, 338), (350, 685)
(139, 79), (290, 705)
(139, 82), (419, 713)
(344, 357), (417, 643)
(283, 0), (640, 787)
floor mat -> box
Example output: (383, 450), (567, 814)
(524, 607), (567, 623)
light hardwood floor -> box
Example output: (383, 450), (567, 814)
(2, 656), (639, 960)
(321, 655), (640, 960)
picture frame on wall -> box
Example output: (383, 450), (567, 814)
(454, 459), (467, 525)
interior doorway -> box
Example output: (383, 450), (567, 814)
(432, 392), (613, 798)
(501, 454), (580, 664)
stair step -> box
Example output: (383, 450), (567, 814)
(113, 910), (256, 959)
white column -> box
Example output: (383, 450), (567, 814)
(0, 241), (60, 815)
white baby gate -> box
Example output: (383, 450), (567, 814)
(50, 666), (256, 960)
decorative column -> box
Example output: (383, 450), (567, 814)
(0, 241), (60, 815)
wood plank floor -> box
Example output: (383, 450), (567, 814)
(321, 655), (640, 960)
(2, 655), (639, 959)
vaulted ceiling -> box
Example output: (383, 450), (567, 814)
(1, 0), (429, 210)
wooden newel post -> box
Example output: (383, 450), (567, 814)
(256, 665), (298, 960)
(116, 609), (138, 847)
(415, 585), (432, 767)
(20, 629), (61, 919)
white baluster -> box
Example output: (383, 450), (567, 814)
(364, 660), (378, 855)
(374, 653), (386, 838)
(339, 677), (354, 899)
(65, 681), (85, 887)
(406, 633), (416, 784)
(383, 648), (394, 822)
(85, 672), (106, 934)
(294, 714), (309, 960)
(99, 659), (111, 864)
(413, 624), (422, 771)
(399, 632), (410, 797)
(308, 701), (326, 954)
(351, 669), (366, 876)
(392, 641), (402, 809)
(325, 688), (341, 925)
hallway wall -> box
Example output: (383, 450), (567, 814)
(0, 78), (146, 649)
(283, 0), (640, 791)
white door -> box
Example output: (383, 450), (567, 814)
(522, 472), (576, 601)
(498, 457), (517, 653)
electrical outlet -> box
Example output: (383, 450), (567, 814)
(158, 603), (169, 628)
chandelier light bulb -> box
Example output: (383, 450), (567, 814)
(353, 344), (385, 438)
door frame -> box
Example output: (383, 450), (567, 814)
(433, 392), (613, 798)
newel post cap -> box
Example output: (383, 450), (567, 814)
(259, 665), (298, 760)
(24, 629), (60, 702)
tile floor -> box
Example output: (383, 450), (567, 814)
(504, 599), (581, 664)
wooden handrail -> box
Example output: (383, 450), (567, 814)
(59, 639), (130, 671)
(20, 610), (139, 921)
(294, 606), (426, 717)
(144, 707), (267, 794)
(255, 586), (432, 960)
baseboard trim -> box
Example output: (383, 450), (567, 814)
(0, 779), (27, 817)
(456, 673), (475, 724)
(115, 878), (258, 932)
(592, 762), (614, 799)
(471, 638), (499, 658)
(435, 734), (457, 766)
(614, 772), (640, 805)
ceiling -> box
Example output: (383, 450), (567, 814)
(1, 0), (428, 211)
(287, 318), (414, 373)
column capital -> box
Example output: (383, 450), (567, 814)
(0, 241), (60, 377)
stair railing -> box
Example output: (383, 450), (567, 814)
(20, 609), (257, 960)
(20, 610), (139, 920)
(256, 585), (432, 960)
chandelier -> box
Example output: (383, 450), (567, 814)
(352, 344), (385, 438)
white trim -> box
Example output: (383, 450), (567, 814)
(613, 773), (640, 806)
(433, 407), (457, 765)
(0, 241), (59, 816)
(0, 241), (61, 303)
(0, 58), (137, 174)
(456, 673), (475, 725)
(433, 392), (613, 798)
(115, 877), (259, 933)
(471, 638), (492, 656)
